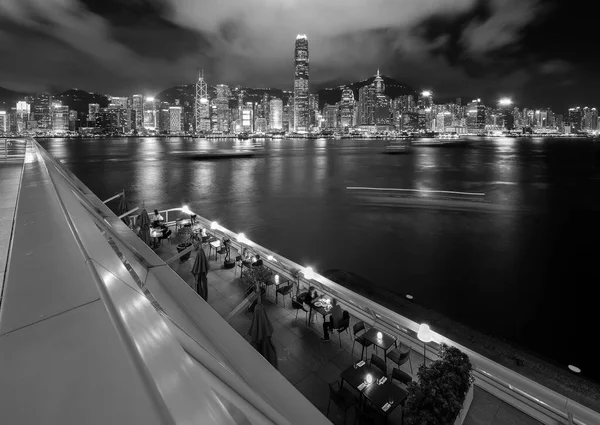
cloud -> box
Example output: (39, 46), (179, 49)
(539, 59), (572, 75)
(0, 0), (542, 97)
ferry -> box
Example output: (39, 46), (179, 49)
(383, 140), (411, 154)
(237, 132), (251, 140)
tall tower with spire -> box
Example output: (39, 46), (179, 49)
(293, 34), (309, 133)
(195, 70), (210, 133)
(374, 69), (385, 94)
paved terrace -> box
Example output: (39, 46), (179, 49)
(152, 232), (542, 425)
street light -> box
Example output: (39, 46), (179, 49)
(417, 323), (433, 366)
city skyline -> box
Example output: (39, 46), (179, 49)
(0, 0), (596, 111)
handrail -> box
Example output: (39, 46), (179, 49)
(170, 205), (599, 425)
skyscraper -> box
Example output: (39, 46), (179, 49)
(51, 102), (69, 132)
(293, 34), (309, 133)
(269, 98), (283, 130)
(131, 95), (143, 130)
(169, 106), (183, 133)
(339, 87), (355, 129)
(195, 70), (210, 133)
(33, 93), (51, 129)
(215, 84), (231, 133)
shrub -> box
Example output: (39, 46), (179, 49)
(177, 226), (193, 245)
(404, 344), (475, 425)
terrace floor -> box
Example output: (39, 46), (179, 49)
(152, 235), (542, 425)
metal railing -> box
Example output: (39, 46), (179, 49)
(161, 205), (599, 425)
(0, 138), (27, 161)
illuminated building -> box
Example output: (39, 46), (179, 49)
(309, 93), (318, 129)
(323, 104), (338, 129)
(88, 104), (100, 124)
(592, 108), (598, 130)
(215, 84), (231, 133)
(497, 98), (515, 130)
(143, 97), (157, 131)
(466, 99), (486, 131)
(51, 102), (69, 132)
(241, 103), (253, 132)
(109, 96), (127, 109)
(339, 87), (355, 129)
(0, 111), (7, 134)
(168, 106), (182, 133)
(435, 111), (452, 132)
(293, 34), (309, 133)
(358, 85), (376, 125)
(195, 70), (210, 133)
(16, 101), (30, 132)
(131, 95), (143, 130)
(269, 98), (283, 130)
(418, 90), (433, 110)
(568, 107), (582, 132)
(33, 93), (51, 129)
(255, 117), (267, 133)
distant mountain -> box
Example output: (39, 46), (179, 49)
(53, 89), (109, 114)
(0, 87), (28, 111)
(317, 75), (415, 109)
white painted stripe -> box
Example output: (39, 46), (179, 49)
(347, 187), (486, 196)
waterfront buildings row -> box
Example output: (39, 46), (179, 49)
(0, 35), (597, 137)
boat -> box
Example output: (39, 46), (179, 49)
(383, 140), (411, 154)
(272, 134), (284, 139)
(177, 149), (264, 159)
(333, 133), (343, 140)
(411, 137), (469, 147)
(237, 132), (250, 140)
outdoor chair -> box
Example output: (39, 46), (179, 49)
(334, 311), (351, 347)
(370, 354), (387, 375)
(160, 229), (172, 245)
(386, 346), (414, 374)
(391, 367), (412, 389)
(276, 283), (294, 307)
(291, 293), (309, 321)
(352, 321), (373, 360)
(327, 381), (357, 424)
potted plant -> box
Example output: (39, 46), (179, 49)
(176, 226), (193, 262)
(404, 344), (475, 425)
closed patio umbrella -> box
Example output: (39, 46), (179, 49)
(248, 304), (277, 368)
(191, 247), (210, 301)
(139, 209), (152, 246)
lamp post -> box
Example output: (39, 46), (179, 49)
(417, 323), (433, 367)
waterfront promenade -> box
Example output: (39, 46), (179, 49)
(152, 235), (541, 425)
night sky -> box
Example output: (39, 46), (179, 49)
(0, 0), (594, 110)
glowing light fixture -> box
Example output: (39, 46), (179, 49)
(568, 365), (581, 373)
(421, 90), (431, 97)
(303, 267), (315, 280)
(267, 255), (276, 262)
(377, 331), (383, 340)
(499, 98), (513, 106)
(211, 221), (218, 230)
(418, 323), (433, 366)
(181, 205), (192, 215)
(366, 374), (373, 384)
(237, 233), (246, 243)
(146, 96), (155, 102)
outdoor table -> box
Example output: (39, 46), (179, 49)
(149, 228), (163, 247)
(363, 327), (398, 364)
(362, 378), (408, 417)
(340, 362), (385, 392)
(265, 273), (288, 298)
(341, 362), (407, 418)
(310, 297), (332, 325)
(209, 239), (221, 260)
